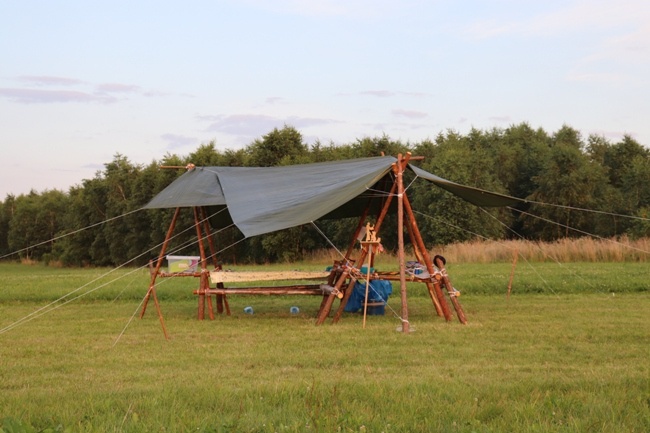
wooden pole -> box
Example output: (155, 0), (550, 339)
(402, 193), (452, 321)
(140, 207), (180, 339)
(330, 181), (398, 323)
(507, 247), (519, 299)
(315, 270), (351, 325)
(395, 153), (410, 333)
(159, 163), (196, 170)
(360, 223), (382, 329)
(193, 207), (212, 320)
(434, 256), (467, 324)
(344, 199), (372, 259)
(362, 246), (372, 329)
(200, 207), (229, 315)
(403, 217), (444, 318)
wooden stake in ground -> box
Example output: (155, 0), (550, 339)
(507, 248), (519, 299)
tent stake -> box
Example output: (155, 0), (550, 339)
(507, 247), (519, 299)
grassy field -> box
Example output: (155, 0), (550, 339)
(0, 261), (649, 432)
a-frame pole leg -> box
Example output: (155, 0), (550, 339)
(402, 192), (453, 321)
(344, 200), (372, 259)
(434, 256), (467, 324)
(316, 271), (351, 325)
(150, 288), (170, 340)
(331, 274), (361, 324)
(141, 207), (180, 319)
(193, 207), (212, 320)
(331, 181), (398, 323)
(200, 207), (227, 315)
(404, 217), (444, 317)
(140, 207), (180, 340)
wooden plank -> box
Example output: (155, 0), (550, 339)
(210, 270), (330, 284)
(206, 284), (334, 296)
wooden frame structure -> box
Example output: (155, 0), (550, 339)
(141, 153), (466, 338)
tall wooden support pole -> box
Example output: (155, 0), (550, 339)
(140, 207), (180, 339)
(200, 206), (219, 268)
(402, 193), (452, 321)
(193, 207), (212, 320)
(200, 207), (229, 315)
(395, 153), (409, 333)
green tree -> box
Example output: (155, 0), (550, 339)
(351, 135), (409, 159)
(247, 125), (308, 167)
(0, 195), (15, 257)
(411, 131), (510, 246)
(602, 135), (649, 189)
(7, 190), (69, 261)
(185, 141), (223, 166)
(525, 128), (613, 239)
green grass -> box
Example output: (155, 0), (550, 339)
(0, 262), (649, 432)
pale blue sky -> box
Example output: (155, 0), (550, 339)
(1, 0), (649, 197)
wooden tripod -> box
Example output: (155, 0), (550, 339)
(315, 153), (467, 327)
(140, 205), (229, 337)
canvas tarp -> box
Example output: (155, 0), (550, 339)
(145, 156), (523, 238)
(409, 165), (522, 208)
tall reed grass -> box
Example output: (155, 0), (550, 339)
(306, 236), (650, 265)
(435, 236), (650, 263)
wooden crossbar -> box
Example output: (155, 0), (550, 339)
(204, 284), (335, 296)
(209, 270), (330, 284)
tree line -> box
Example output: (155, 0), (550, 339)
(1, 123), (649, 267)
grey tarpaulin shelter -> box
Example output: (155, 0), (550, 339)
(141, 154), (522, 337)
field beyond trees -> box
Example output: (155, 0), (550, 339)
(1, 257), (648, 432)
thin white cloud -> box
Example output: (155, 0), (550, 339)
(205, 114), (281, 135)
(359, 90), (429, 98)
(203, 113), (340, 136)
(1, 76), (165, 104)
(0, 88), (116, 104)
(238, 0), (412, 19)
(566, 71), (627, 84)
(360, 90), (396, 97)
(265, 96), (286, 104)
(16, 75), (85, 87)
(464, 1), (650, 39)
(96, 83), (142, 93)
(488, 115), (511, 123)
(392, 109), (428, 119)
(462, 1), (650, 87)
(161, 133), (199, 150)
(402, 91), (431, 98)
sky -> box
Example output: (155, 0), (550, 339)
(1, 0), (649, 198)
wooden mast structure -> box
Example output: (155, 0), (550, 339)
(143, 154), (467, 338)
(317, 152), (467, 326)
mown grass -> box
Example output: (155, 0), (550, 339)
(0, 261), (649, 432)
